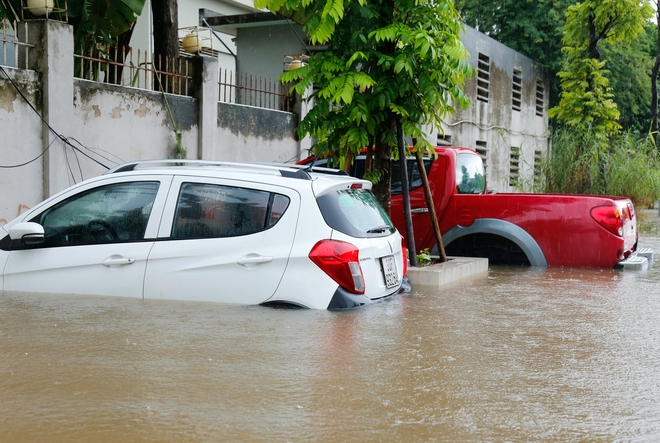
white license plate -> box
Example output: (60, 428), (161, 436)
(381, 255), (399, 289)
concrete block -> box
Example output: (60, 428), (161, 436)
(406, 256), (489, 287)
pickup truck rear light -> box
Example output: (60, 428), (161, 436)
(309, 240), (365, 294)
(590, 205), (623, 237)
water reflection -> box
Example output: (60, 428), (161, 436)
(2, 237), (660, 442)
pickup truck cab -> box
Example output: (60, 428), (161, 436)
(304, 147), (639, 268)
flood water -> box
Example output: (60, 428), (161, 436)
(2, 236), (660, 442)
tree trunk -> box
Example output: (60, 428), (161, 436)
(396, 118), (417, 267)
(151, 0), (180, 93)
(652, 8), (660, 147)
(416, 150), (447, 263)
(587, 9), (600, 60)
(372, 116), (396, 217)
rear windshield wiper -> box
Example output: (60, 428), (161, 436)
(367, 225), (391, 233)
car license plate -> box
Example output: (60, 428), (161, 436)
(381, 255), (399, 288)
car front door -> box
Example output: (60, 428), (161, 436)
(2, 176), (171, 297)
(143, 177), (300, 304)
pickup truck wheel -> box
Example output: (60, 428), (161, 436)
(439, 233), (531, 266)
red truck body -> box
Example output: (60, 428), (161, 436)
(304, 147), (638, 268)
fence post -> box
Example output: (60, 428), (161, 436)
(18, 20), (74, 197)
(190, 56), (219, 160)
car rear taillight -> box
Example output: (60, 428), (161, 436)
(309, 240), (365, 294)
(591, 205), (623, 237)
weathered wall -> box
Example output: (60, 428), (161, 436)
(441, 26), (549, 192)
(0, 68), (44, 226)
(72, 80), (199, 179)
(215, 102), (299, 162)
(0, 20), (299, 226)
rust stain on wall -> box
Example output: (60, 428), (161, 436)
(134, 100), (151, 118)
(0, 85), (18, 113)
(0, 203), (31, 226)
(110, 106), (123, 119)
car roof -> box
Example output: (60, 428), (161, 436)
(103, 159), (373, 196)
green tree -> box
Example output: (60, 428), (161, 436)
(254, 0), (473, 212)
(602, 24), (655, 133)
(549, 0), (653, 137)
(455, 0), (574, 107)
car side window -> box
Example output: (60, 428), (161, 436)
(33, 181), (160, 247)
(171, 182), (290, 239)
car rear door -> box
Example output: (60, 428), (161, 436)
(2, 176), (171, 297)
(143, 176), (300, 304)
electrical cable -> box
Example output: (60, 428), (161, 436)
(0, 65), (112, 170)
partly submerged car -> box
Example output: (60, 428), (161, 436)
(0, 160), (408, 309)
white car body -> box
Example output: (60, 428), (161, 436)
(0, 161), (408, 309)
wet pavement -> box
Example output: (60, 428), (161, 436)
(1, 221), (660, 442)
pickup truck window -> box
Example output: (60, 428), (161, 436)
(391, 158), (433, 195)
(456, 154), (486, 194)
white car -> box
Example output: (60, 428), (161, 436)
(0, 160), (409, 309)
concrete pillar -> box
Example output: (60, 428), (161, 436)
(18, 20), (74, 197)
(190, 56), (219, 160)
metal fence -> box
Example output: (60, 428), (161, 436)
(219, 69), (291, 112)
(0, 20), (35, 69)
(73, 45), (194, 97)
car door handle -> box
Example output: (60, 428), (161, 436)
(411, 207), (429, 213)
(102, 256), (136, 267)
(237, 254), (274, 265)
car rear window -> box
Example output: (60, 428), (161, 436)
(316, 189), (396, 238)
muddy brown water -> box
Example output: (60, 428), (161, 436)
(2, 236), (660, 442)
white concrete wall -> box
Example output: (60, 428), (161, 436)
(0, 19), (299, 226)
(0, 68), (44, 225)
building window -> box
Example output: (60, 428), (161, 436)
(437, 134), (452, 146)
(509, 146), (520, 187)
(475, 140), (488, 173)
(533, 149), (543, 185)
(512, 69), (522, 112)
(477, 53), (490, 103)
(535, 80), (545, 116)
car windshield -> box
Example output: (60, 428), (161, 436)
(456, 153), (486, 194)
(316, 189), (395, 237)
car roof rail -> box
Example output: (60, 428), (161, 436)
(104, 159), (348, 180)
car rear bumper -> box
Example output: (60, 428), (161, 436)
(327, 276), (412, 310)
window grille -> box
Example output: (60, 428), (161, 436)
(509, 146), (520, 186)
(475, 140), (488, 173)
(477, 53), (490, 103)
(535, 80), (545, 116)
(533, 149), (543, 184)
(437, 134), (452, 146)
(512, 69), (522, 111)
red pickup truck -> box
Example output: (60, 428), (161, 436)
(304, 147), (639, 268)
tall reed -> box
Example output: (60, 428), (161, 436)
(539, 127), (660, 208)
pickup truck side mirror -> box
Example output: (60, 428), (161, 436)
(8, 222), (45, 246)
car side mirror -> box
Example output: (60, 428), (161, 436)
(8, 222), (45, 246)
